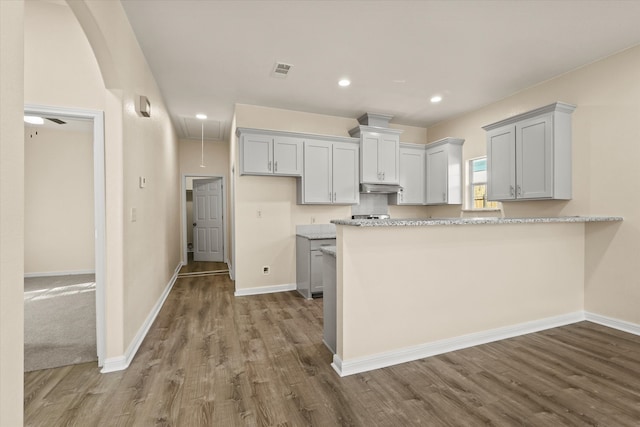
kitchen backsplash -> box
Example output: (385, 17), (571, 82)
(351, 193), (389, 216)
(296, 223), (336, 235)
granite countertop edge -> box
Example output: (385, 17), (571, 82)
(296, 232), (337, 239)
(319, 246), (336, 257)
(330, 216), (623, 227)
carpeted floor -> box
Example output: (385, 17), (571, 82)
(24, 274), (97, 372)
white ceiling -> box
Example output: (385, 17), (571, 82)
(121, 0), (640, 140)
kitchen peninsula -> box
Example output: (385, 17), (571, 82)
(327, 216), (622, 376)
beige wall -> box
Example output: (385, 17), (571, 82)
(179, 138), (230, 260)
(427, 45), (640, 325)
(24, 0), (105, 109)
(232, 104), (430, 290)
(337, 223), (585, 361)
(25, 0), (182, 361)
(24, 126), (94, 274)
(0, 1), (24, 424)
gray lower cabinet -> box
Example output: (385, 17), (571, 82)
(296, 237), (335, 298)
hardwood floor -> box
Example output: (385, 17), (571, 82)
(25, 274), (640, 426)
(178, 255), (228, 275)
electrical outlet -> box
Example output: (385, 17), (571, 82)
(262, 266), (270, 275)
(311, 217), (316, 224)
(131, 207), (137, 222)
(257, 210), (262, 218)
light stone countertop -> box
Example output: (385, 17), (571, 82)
(319, 246), (336, 257)
(296, 232), (337, 240)
(331, 216), (623, 227)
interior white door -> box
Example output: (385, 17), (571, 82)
(193, 178), (223, 262)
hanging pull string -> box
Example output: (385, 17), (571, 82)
(200, 121), (205, 168)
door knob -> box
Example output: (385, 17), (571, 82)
(193, 223), (197, 227)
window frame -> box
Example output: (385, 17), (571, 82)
(465, 156), (501, 211)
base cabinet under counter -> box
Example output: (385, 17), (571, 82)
(296, 236), (335, 298)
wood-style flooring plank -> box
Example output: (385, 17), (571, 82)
(25, 274), (640, 426)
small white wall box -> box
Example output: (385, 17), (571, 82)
(139, 95), (151, 117)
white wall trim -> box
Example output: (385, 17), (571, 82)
(24, 269), (96, 278)
(234, 283), (295, 297)
(180, 174), (226, 266)
(101, 263), (182, 373)
(332, 311), (585, 377)
(585, 312), (640, 336)
(226, 259), (235, 280)
(24, 104), (107, 367)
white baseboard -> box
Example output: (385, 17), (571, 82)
(101, 263), (182, 373)
(226, 258), (234, 281)
(234, 283), (295, 297)
(585, 311), (640, 336)
(24, 269), (95, 278)
(332, 311), (585, 377)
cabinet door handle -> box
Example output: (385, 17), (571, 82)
(517, 185), (522, 196)
(442, 192), (446, 202)
(274, 161), (278, 172)
(268, 160), (272, 171)
(334, 192), (337, 202)
(510, 185), (515, 197)
(329, 192), (332, 202)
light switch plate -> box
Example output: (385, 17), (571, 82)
(139, 176), (146, 188)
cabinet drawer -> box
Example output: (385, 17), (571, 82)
(310, 239), (335, 250)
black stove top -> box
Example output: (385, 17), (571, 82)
(351, 214), (390, 220)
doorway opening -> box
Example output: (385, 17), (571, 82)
(180, 174), (228, 277)
(23, 104), (106, 370)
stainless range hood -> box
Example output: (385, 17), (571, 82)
(360, 183), (402, 194)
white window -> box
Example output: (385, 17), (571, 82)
(467, 157), (500, 210)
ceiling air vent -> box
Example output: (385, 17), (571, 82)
(271, 62), (293, 78)
(46, 118), (67, 125)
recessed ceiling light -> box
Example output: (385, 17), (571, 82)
(196, 113), (207, 120)
(338, 79), (351, 87)
(430, 95), (443, 104)
(24, 115), (44, 125)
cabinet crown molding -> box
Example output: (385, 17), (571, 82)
(236, 127), (358, 144)
(356, 112), (394, 128)
(482, 102), (576, 131)
(348, 125), (404, 138)
(399, 138), (465, 150)
(399, 142), (427, 149)
(426, 137), (465, 148)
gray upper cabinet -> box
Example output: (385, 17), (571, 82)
(483, 102), (576, 201)
(237, 128), (303, 176)
(298, 140), (359, 205)
(332, 142), (360, 204)
(485, 126), (516, 200)
(425, 138), (464, 205)
(273, 135), (304, 175)
(389, 143), (426, 205)
(350, 126), (402, 184)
